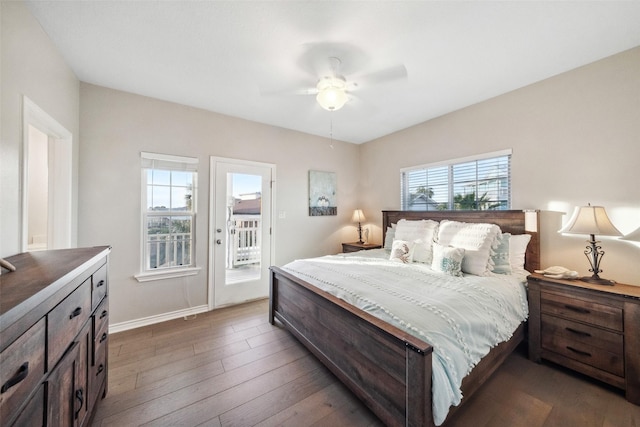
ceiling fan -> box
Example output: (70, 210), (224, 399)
(299, 56), (407, 112)
(262, 47), (408, 112)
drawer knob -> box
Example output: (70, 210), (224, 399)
(96, 279), (105, 288)
(564, 304), (590, 314)
(567, 346), (592, 358)
(70, 307), (82, 319)
(96, 364), (105, 375)
(1, 362), (29, 394)
(100, 332), (107, 343)
(100, 310), (108, 319)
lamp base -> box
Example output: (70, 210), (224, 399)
(580, 275), (616, 286)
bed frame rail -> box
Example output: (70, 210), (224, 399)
(270, 267), (434, 427)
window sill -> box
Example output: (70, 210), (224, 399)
(135, 267), (201, 283)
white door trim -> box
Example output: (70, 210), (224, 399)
(22, 96), (73, 251)
(208, 156), (276, 310)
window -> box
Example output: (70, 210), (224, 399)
(136, 152), (199, 281)
(401, 150), (511, 211)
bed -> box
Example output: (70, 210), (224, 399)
(269, 210), (540, 427)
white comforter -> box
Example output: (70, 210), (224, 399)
(282, 249), (528, 426)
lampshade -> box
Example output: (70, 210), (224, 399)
(316, 77), (348, 111)
(352, 209), (365, 223)
(559, 205), (622, 237)
(621, 226), (640, 242)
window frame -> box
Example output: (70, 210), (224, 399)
(135, 152), (201, 282)
(400, 149), (512, 211)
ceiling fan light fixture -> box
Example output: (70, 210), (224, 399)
(316, 77), (348, 111)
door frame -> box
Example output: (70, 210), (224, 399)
(21, 96), (73, 251)
(208, 156), (276, 310)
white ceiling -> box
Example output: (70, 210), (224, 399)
(25, 1), (640, 144)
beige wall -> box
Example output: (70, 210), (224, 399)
(1, 1), (80, 256)
(78, 83), (360, 325)
(361, 47), (640, 285)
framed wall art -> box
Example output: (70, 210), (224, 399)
(308, 170), (337, 216)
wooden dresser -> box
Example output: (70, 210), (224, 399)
(528, 273), (640, 405)
(0, 246), (111, 426)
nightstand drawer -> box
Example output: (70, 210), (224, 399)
(541, 291), (622, 331)
(541, 332), (624, 377)
(541, 314), (623, 353)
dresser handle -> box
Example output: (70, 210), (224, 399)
(100, 309), (108, 319)
(565, 327), (591, 337)
(75, 388), (84, 419)
(564, 304), (590, 314)
(566, 346), (592, 357)
(70, 307), (82, 319)
(100, 332), (107, 343)
(1, 362), (29, 393)
(96, 279), (105, 288)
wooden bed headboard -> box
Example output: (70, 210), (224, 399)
(382, 210), (540, 273)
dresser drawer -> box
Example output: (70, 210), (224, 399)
(93, 298), (109, 341)
(93, 317), (109, 365)
(541, 331), (624, 377)
(541, 314), (623, 353)
(9, 383), (44, 427)
(540, 291), (622, 331)
(92, 263), (108, 311)
(0, 318), (46, 424)
(47, 278), (92, 368)
(91, 338), (107, 389)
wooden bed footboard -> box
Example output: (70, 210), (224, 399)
(270, 266), (434, 427)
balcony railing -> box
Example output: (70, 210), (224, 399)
(228, 215), (261, 268)
(147, 232), (192, 269)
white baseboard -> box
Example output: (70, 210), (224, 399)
(109, 304), (209, 334)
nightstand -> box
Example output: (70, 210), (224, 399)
(341, 242), (382, 253)
(528, 273), (640, 405)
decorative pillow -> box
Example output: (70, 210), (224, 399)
(509, 234), (532, 273)
(437, 220), (501, 276)
(384, 226), (396, 250)
(431, 243), (465, 277)
(394, 219), (439, 264)
(491, 233), (512, 275)
(389, 239), (415, 264)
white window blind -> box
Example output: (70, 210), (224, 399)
(401, 150), (511, 211)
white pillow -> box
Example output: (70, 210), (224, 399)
(389, 239), (415, 264)
(509, 234), (532, 273)
(431, 243), (465, 277)
(394, 219), (439, 264)
(437, 220), (501, 276)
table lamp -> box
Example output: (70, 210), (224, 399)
(559, 204), (622, 285)
(352, 209), (365, 244)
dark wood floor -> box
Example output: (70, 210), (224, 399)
(92, 299), (640, 427)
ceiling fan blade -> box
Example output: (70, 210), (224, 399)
(259, 86), (317, 97)
(355, 64), (408, 86)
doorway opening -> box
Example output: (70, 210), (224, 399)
(22, 97), (73, 251)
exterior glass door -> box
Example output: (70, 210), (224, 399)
(211, 158), (273, 307)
